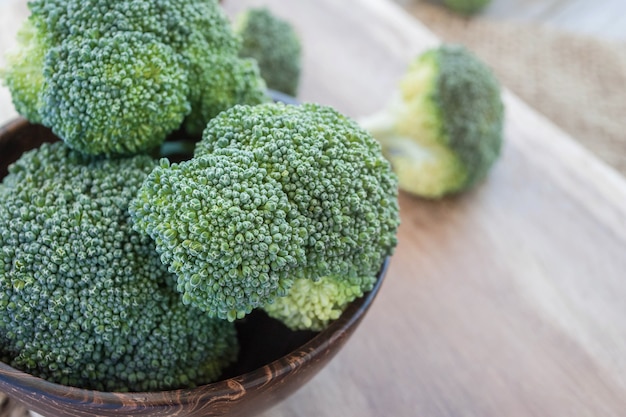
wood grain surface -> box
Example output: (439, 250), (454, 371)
(221, 1), (626, 416)
(1, 0), (626, 416)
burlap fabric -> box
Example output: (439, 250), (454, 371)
(399, 1), (626, 175)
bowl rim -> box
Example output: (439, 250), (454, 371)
(0, 258), (390, 406)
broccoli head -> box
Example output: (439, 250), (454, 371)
(42, 32), (190, 155)
(130, 151), (307, 322)
(0, 142), (238, 392)
(1, 0), (268, 155)
(130, 103), (400, 324)
(235, 7), (302, 96)
(360, 44), (504, 198)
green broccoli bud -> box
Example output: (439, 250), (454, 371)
(27, 0), (238, 52)
(41, 32), (190, 156)
(132, 103), (398, 325)
(0, 19), (48, 123)
(442, 0), (492, 15)
(0, 142), (238, 392)
(130, 150), (307, 321)
(196, 103), (399, 282)
(182, 35), (269, 136)
(360, 44), (504, 198)
(3, 0), (268, 154)
(263, 274), (377, 331)
(235, 7), (302, 96)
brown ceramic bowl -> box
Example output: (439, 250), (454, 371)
(0, 118), (390, 417)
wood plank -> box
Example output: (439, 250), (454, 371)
(221, 1), (626, 416)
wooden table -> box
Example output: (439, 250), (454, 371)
(3, 0), (626, 416)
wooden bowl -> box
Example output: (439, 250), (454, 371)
(0, 118), (390, 417)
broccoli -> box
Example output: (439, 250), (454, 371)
(181, 34), (268, 136)
(0, 20), (47, 124)
(442, 0), (492, 15)
(0, 142), (238, 392)
(360, 44), (504, 198)
(235, 7), (302, 97)
(130, 103), (400, 324)
(42, 32), (191, 156)
(131, 151), (307, 322)
(1, 0), (268, 155)
(263, 274), (377, 331)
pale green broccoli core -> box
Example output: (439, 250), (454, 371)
(131, 103), (400, 324)
(0, 142), (238, 392)
(361, 44), (504, 198)
(236, 7), (302, 96)
(263, 274), (377, 331)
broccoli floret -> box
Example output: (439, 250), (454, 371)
(27, 0), (239, 51)
(0, 142), (238, 392)
(197, 104), (400, 282)
(1, 0), (267, 155)
(263, 274), (377, 331)
(181, 34), (269, 136)
(360, 44), (504, 198)
(130, 151), (307, 321)
(0, 20), (47, 124)
(41, 32), (190, 155)
(235, 7), (302, 96)
(131, 103), (399, 324)
(442, 0), (492, 15)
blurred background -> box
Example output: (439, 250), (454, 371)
(393, 0), (626, 176)
(1, 0), (625, 175)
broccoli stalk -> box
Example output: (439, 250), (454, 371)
(360, 44), (505, 198)
(263, 274), (378, 331)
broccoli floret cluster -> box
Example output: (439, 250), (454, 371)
(235, 7), (302, 96)
(1, 0), (268, 155)
(130, 103), (400, 323)
(43, 32), (190, 155)
(0, 0), (400, 393)
(0, 20), (47, 124)
(131, 151), (307, 321)
(360, 44), (504, 198)
(0, 142), (238, 391)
